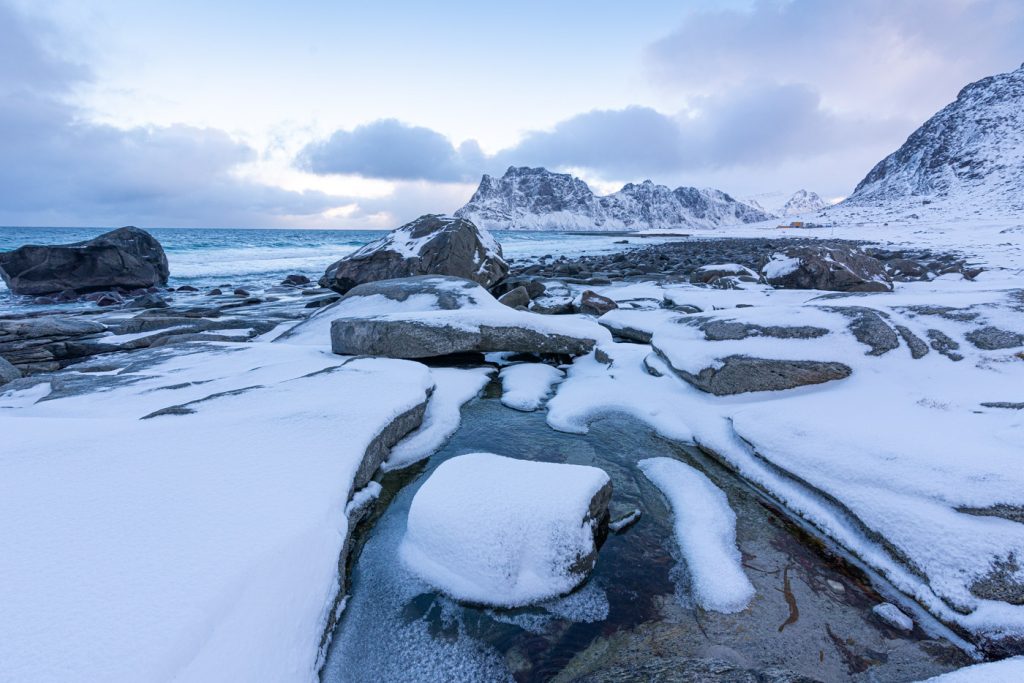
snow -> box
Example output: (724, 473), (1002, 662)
(919, 657), (1024, 682)
(874, 602), (915, 631)
(638, 457), (754, 613)
(385, 367), (493, 471)
(762, 253), (802, 280)
(0, 339), (436, 682)
(399, 452), (610, 607)
(499, 362), (564, 411)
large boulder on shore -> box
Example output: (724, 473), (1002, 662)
(0, 356), (20, 385)
(317, 275), (608, 358)
(319, 214), (508, 293)
(762, 244), (893, 293)
(0, 227), (169, 295)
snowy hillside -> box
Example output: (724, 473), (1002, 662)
(780, 189), (830, 216)
(455, 167), (773, 231)
(845, 63), (1024, 212)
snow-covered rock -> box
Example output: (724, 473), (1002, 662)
(327, 276), (609, 358)
(846, 63), (1024, 213)
(638, 457), (754, 613)
(319, 214), (507, 293)
(455, 167), (773, 231)
(872, 602), (914, 631)
(399, 453), (612, 607)
(918, 656), (1024, 682)
(761, 244), (893, 292)
(499, 363), (564, 411)
(780, 189), (830, 216)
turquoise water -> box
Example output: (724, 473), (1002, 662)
(0, 226), (653, 307)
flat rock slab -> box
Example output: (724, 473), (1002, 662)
(399, 452), (611, 607)
(661, 353), (852, 396)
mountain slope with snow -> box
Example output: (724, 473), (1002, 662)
(845, 63), (1024, 212)
(455, 167), (773, 231)
(780, 189), (830, 216)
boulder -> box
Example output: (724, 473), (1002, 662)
(498, 286), (531, 309)
(762, 245), (893, 293)
(579, 290), (618, 316)
(399, 452), (611, 607)
(690, 263), (758, 284)
(281, 274), (310, 286)
(319, 214), (508, 293)
(0, 227), (169, 295)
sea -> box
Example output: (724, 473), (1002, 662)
(0, 226), (661, 311)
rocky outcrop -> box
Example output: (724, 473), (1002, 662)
(762, 245), (893, 293)
(0, 317), (110, 373)
(319, 214), (507, 293)
(0, 227), (169, 295)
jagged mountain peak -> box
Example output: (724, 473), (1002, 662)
(455, 167), (773, 231)
(781, 190), (830, 216)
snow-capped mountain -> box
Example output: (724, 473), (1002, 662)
(780, 190), (830, 216)
(845, 63), (1024, 211)
(455, 167), (773, 231)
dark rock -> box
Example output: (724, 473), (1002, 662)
(658, 353), (852, 395)
(304, 295), (342, 309)
(95, 293), (123, 307)
(206, 288), (223, 296)
(233, 288), (250, 297)
(927, 329), (963, 361)
(574, 656), (821, 682)
(498, 286), (531, 309)
(579, 290), (618, 316)
(331, 318), (596, 359)
(763, 245), (893, 292)
(176, 285), (199, 292)
(320, 214), (507, 293)
(692, 318), (829, 342)
(980, 402), (1024, 410)
(0, 226), (169, 295)
(0, 317), (109, 372)
(836, 307), (900, 356)
(895, 325), (930, 359)
(281, 274), (311, 286)
(125, 293), (169, 309)
(0, 356), (21, 385)
(965, 326), (1024, 350)
(531, 296), (576, 315)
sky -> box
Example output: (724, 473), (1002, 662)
(1, 0), (1022, 228)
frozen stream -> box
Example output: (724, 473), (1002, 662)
(321, 380), (970, 682)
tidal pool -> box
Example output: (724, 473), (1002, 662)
(321, 384), (970, 682)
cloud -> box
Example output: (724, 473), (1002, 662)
(646, 0), (1024, 121)
(0, 2), (342, 228)
(298, 119), (483, 182)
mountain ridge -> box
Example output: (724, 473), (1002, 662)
(455, 167), (773, 231)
